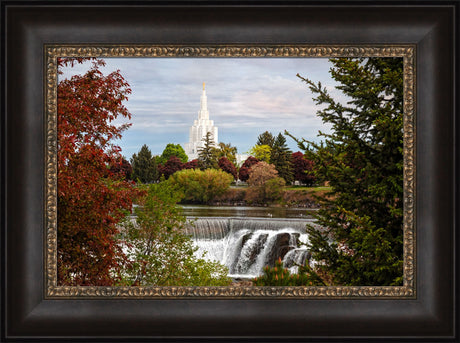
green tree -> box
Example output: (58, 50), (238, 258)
(131, 144), (159, 183)
(257, 131), (275, 148)
(119, 182), (231, 286)
(197, 132), (219, 169)
(248, 144), (272, 163)
(293, 57), (404, 286)
(270, 133), (294, 184)
(168, 168), (233, 204)
(157, 143), (188, 165)
(217, 142), (238, 165)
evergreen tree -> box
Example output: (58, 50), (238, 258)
(294, 57), (404, 286)
(270, 133), (293, 184)
(197, 132), (219, 170)
(257, 131), (275, 148)
(131, 144), (158, 183)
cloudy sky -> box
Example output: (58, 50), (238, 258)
(60, 58), (345, 159)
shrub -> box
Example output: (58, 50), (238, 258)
(168, 168), (233, 204)
(252, 258), (325, 286)
(264, 177), (286, 202)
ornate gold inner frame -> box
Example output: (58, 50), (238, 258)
(45, 45), (415, 298)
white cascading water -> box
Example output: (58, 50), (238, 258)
(187, 217), (313, 279)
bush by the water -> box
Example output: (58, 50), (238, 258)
(252, 258), (325, 286)
(168, 168), (233, 204)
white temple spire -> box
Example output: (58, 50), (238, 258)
(184, 83), (218, 161)
(198, 83), (209, 120)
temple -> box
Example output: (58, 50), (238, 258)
(184, 83), (218, 161)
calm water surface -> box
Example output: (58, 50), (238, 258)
(180, 205), (315, 219)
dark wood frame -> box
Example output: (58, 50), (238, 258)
(1, 1), (457, 341)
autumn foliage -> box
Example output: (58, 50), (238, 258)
(183, 159), (199, 170)
(291, 151), (315, 185)
(238, 156), (259, 182)
(246, 162), (286, 203)
(218, 156), (238, 179)
(109, 157), (133, 180)
(57, 58), (141, 286)
(158, 155), (184, 179)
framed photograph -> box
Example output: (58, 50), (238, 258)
(2, 1), (457, 341)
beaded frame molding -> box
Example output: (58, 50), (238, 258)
(45, 45), (415, 298)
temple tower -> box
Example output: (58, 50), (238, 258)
(184, 83), (218, 161)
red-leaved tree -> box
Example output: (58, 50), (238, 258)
(158, 155), (184, 179)
(57, 58), (141, 286)
(218, 156), (238, 180)
(238, 156), (259, 182)
(183, 159), (199, 170)
(292, 151), (315, 186)
(109, 157), (133, 180)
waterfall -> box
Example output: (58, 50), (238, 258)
(188, 217), (314, 279)
(185, 217), (230, 239)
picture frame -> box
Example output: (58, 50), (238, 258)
(45, 45), (415, 298)
(2, 1), (457, 340)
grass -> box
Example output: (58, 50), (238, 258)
(231, 184), (332, 192)
(284, 186), (332, 192)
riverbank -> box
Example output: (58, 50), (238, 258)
(181, 186), (329, 208)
